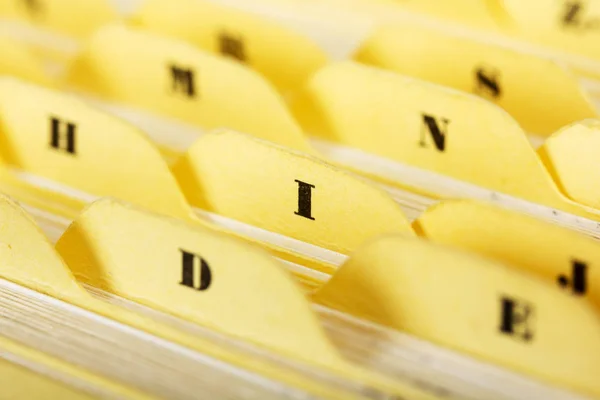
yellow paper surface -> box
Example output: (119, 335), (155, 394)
(295, 61), (600, 222)
(56, 198), (438, 400)
(0, 360), (94, 400)
(57, 197), (343, 368)
(314, 235), (600, 398)
(378, 0), (505, 31)
(66, 25), (311, 152)
(0, 195), (155, 399)
(0, 192), (88, 301)
(133, 0), (328, 96)
(0, 76), (194, 221)
(501, 0), (600, 61)
(416, 200), (600, 309)
(356, 23), (596, 135)
(231, 0), (506, 32)
(0, 336), (148, 400)
(0, 0), (118, 37)
(539, 119), (600, 210)
(173, 129), (413, 254)
(0, 36), (51, 86)
(296, 63), (564, 202)
(0, 77), (341, 276)
(0, 192), (369, 400)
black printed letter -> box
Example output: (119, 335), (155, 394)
(294, 180), (315, 220)
(420, 114), (448, 152)
(170, 65), (196, 97)
(219, 32), (247, 62)
(50, 117), (76, 154)
(179, 249), (212, 291)
(557, 259), (587, 295)
(563, 1), (583, 25)
(474, 66), (501, 99)
(499, 296), (534, 342)
(23, 0), (42, 14)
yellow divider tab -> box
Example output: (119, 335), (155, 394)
(382, 0), (505, 31)
(238, 0), (505, 32)
(314, 235), (600, 398)
(0, 193), (173, 397)
(415, 200), (600, 309)
(0, 192), (354, 400)
(66, 24), (311, 152)
(0, 192), (87, 302)
(0, 36), (51, 86)
(132, 0), (328, 97)
(538, 119), (600, 210)
(0, 77), (193, 220)
(56, 197), (344, 367)
(173, 129), (413, 254)
(0, 195), (169, 398)
(0, 0), (118, 37)
(297, 62), (569, 208)
(356, 23), (596, 136)
(501, 0), (600, 61)
(0, 192), (388, 400)
(0, 77), (341, 277)
(0, 193), (328, 400)
(56, 198), (441, 400)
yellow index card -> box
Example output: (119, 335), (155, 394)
(56, 197), (343, 368)
(0, 191), (377, 400)
(355, 23), (596, 136)
(296, 62), (571, 208)
(56, 198), (441, 400)
(0, 336), (149, 400)
(173, 129), (413, 255)
(0, 191), (179, 397)
(415, 200), (600, 309)
(0, 0), (118, 37)
(0, 76), (193, 220)
(314, 235), (600, 398)
(381, 0), (505, 31)
(0, 36), (51, 86)
(66, 24), (311, 152)
(538, 119), (600, 210)
(0, 192), (90, 302)
(501, 0), (600, 61)
(0, 78), (339, 278)
(0, 194), (356, 400)
(243, 0), (504, 32)
(0, 355), (94, 400)
(132, 0), (328, 96)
